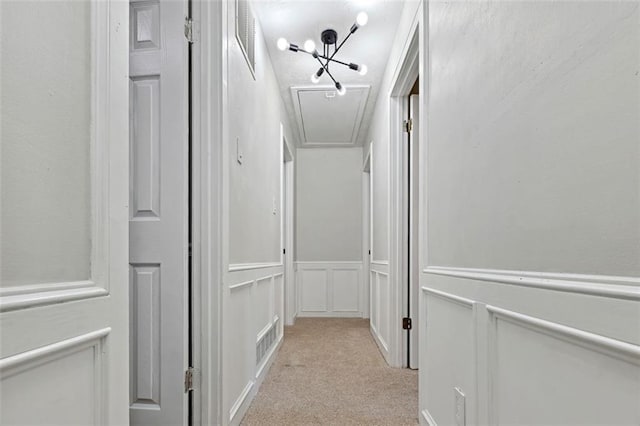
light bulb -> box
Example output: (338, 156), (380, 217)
(336, 83), (346, 96)
(277, 38), (288, 51)
(311, 73), (320, 84)
(303, 39), (316, 53)
(358, 64), (368, 76)
(356, 12), (368, 27)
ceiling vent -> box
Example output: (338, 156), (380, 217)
(236, 0), (256, 77)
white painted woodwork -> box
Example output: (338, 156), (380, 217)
(295, 148), (363, 262)
(417, 1), (640, 425)
(362, 151), (372, 319)
(296, 262), (364, 317)
(284, 159), (296, 325)
(367, 0), (422, 368)
(253, 0), (404, 147)
(189, 0), (226, 423)
(223, 266), (284, 426)
(129, 0), (189, 424)
(370, 263), (392, 363)
(221, 1), (294, 423)
(0, 0), (130, 424)
(291, 86), (370, 147)
(408, 94), (420, 369)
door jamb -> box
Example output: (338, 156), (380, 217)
(388, 16), (420, 369)
(190, 0), (224, 424)
(362, 146), (372, 319)
(281, 125), (296, 326)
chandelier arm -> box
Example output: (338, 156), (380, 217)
(328, 30), (354, 61)
(318, 55), (351, 68)
(314, 55), (339, 85)
(298, 49), (353, 70)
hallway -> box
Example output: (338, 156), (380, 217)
(241, 319), (418, 425)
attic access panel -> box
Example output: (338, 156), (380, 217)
(291, 85), (370, 147)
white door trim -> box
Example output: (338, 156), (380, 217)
(387, 8), (421, 368)
(282, 134), (295, 325)
(191, 0), (224, 424)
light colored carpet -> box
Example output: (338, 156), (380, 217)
(241, 318), (419, 426)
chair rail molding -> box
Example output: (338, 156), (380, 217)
(423, 266), (640, 301)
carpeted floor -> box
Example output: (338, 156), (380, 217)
(241, 318), (418, 426)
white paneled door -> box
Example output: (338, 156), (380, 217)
(129, 0), (190, 424)
(0, 0), (130, 424)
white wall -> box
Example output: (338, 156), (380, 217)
(222, 1), (296, 424)
(366, 0), (421, 366)
(227, 5), (296, 266)
(420, 2), (640, 425)
(295, 147), (365, 317)
(295, 148), (362, 262)
(1, 0), (91, 286)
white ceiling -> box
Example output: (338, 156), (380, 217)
(253, 0), (404, 147)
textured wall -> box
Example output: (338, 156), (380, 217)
(1, 1), (92, 286)
(227, 6), (297, 265)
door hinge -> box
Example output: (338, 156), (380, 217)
(283, 248), (286, 254)
(184, 17), (194, 44)
(403, 119), (413, 133)
(184, 367), (195, 393)
(402, 317), (412, 330)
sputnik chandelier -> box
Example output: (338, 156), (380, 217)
(276, 11), (369, 96)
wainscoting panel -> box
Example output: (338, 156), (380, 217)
(299, 269), (328, 313)
(488, 305), (640, 425)
(223, 265), (285, 426)
(296, 262), (364, 317)
(370, 262), (391, 364)
(419, 270), (640, 426)
(0, 329), (108, 425)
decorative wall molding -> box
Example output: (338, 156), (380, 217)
(296, 262), (364, 317)
(228, 262), (283, 272)
(486, 305), (640, 365)
(371, 260), (390, 266)
(0, 328), (110, 373)
(0, 286), (109, 312)
(0, 328), (109, 426)
(421, 409), (438, 426)
(419, 281), (640, 425)
(424, 266), (640, 301)
(370, 269), (392, 365)
(422, 286), (476, 308)
(224, 267), (285, 426)
(228, 280), (254, 291)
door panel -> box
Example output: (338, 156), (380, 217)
(129, 0), (189, 424)
(0, 0), (130, 424)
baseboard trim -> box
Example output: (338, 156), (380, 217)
(423, 266), (640, 300)
(228, 380), (254, 425)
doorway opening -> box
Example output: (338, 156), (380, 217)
(387, 22), (420, 369)
(282, 128), (295, 326)
(405, 78), (420, 369)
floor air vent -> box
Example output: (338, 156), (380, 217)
(256, 318), (279, 366)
